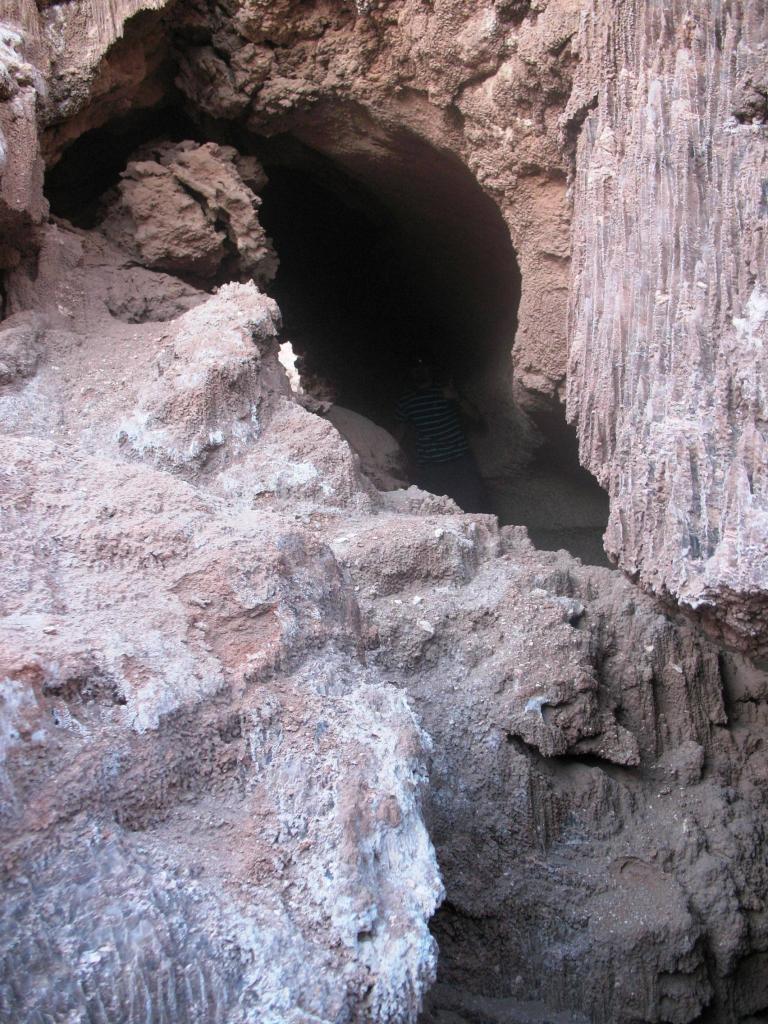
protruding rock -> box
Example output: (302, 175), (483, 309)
(0, 312), (45, 385)
(101, 141), (278, 284)
(327, 404), (409, 491)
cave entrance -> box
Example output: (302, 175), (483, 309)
(253, 122), (609, 563)
(254, 126), (529, 509)
(42, 101), (610, 564)
(255, 128), (521, 425)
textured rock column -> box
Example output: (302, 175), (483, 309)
(0, 8), (48, 272)
(567, 0), (768, 652)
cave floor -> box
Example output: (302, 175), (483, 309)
(420, 984), (590, 1024)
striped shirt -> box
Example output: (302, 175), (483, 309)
(396, 385), (469, 464)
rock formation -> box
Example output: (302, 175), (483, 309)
(567, 0), (768, 655)
(101, 140), (277, 284)
(0, 268), (441, 1023)
(326, 404), (409, 491)
(0, 18), (47, 273)
(0, 2), (767, 1023)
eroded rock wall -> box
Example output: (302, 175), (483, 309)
(1, 1), (768, 1022)
(567, 0), (768, 653)
(0, 14), (47, 276)
(343, 519), (768, 1023)
(3, 213), (766, 1024)
(0, 252), (442, 1023)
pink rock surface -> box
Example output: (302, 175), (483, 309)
(0, 280), (442, 1023)
(0, 22), (47, 271)
(567, 0), (768, 653)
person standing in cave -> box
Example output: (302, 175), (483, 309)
(395, 353), (489, 513)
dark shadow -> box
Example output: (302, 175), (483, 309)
(45, 104), (200, 228)
(255, 133), (521, 431)
(256, 131), (610, 562)
(496, 402), (611, 566)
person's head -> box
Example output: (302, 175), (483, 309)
(407, 349), (437, 389)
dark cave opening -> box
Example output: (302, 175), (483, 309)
(255, 130), (523, 438)
(506, 402), (610, 566)
(44, 110), (610, 564)
(45, 105), (202, 229)
(257, 155), (425, 427)
(254, 132), (525, 520)
(254, 130), (610, 563)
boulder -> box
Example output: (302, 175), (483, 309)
(102, 141), (278, 285)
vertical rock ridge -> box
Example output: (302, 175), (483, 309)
(567, 0), (768, 651)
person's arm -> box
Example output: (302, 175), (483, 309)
(443, 382), (485, 428)
(393, 400), (418, 474)
(393, 420), (409, 445)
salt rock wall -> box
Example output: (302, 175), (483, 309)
(567, 0), (768, 654)
(0, 16), (47, 273)
(0, 247), (442, 1022)
(344, 519), (768, 1024)
(1, 436), (440, 1024)
(3, 213), (766, 1024)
